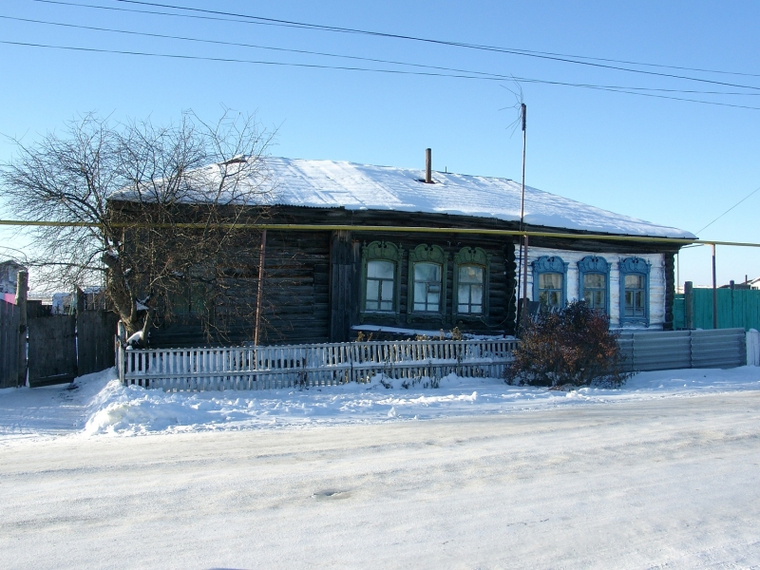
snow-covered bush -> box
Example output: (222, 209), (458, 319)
(506, 301), (629, 388)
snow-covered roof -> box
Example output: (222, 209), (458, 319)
(260, 158), (694, 239)
(115, 156), (696, 239)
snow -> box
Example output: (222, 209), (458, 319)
(263, 158), (695, 238)
(1, 368), (759, 568)
(114, 156), (696, 239)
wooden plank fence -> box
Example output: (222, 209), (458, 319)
(119, 327), (751, 392)
(119, 338), (519, 391)
(0, 299), (21, 388)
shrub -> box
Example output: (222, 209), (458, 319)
(506, 301), (629, 388)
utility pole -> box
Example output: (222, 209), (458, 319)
(16, 270), (28, 387)
(519, 103), (530, 335)
(712, 244), (718, 329)
(254, 230), (267, 346)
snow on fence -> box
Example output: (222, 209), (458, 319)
(119, 338), (518, 391)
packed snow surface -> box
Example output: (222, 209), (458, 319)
(1, 367), (759, 569)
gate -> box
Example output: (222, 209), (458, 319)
(27, 314), (78, 387)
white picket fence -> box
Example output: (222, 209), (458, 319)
(118, 338), (519, 391)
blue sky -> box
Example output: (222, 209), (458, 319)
(1, 0), (760, 287)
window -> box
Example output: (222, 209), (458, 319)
(532, 256), (568, 311)
(366, 260), (395, 311)
(619, 257), (650, 325)
(361, 241), (401, 315)
(578, 256), (611, 314)
(408, 244), (446, 315)
(457, 266), (484, 314)
(413, 262), (442, 312)
(623, 274), (646, 317)
(169, 279), (207, 318)
(453, 247), (489, 316)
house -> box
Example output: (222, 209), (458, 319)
(719, 276), (760, 290)
(0, 260), (26, 304)
(108, 155), (695, 347)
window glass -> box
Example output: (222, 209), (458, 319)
(625, 274), (644, 289)
(623, 274), (645, 317)
(583, 273), (606, 310)
(457, 265), (484, 314)
(538, 272), (563, 309)
(368, 260), (394, 280)
(366, 260), (395, 312)
(171, 281), (206, 317)
(413, 262), (442, 312)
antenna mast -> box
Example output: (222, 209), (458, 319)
(519, 103), (530, 334)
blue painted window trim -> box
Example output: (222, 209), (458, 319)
(532, 256), (568, 311)
(618, 257), (651, 326)
(578, 255), (611, 315)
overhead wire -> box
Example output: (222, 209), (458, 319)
(27, 0), (760, 92)
(696, 185), (760, 234)
(5, 14), (760, 102)
(4, 38), (760, 112)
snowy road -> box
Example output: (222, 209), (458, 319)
(2, 391), (760, 569)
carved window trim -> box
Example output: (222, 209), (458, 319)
(532, 255), (568, 311)
(361, 241), (402, 316)
(408, 244), (447, 316)
(578, 255), (611, 315)
(453, 247), (490, 317)
(619, 257), (651, 326)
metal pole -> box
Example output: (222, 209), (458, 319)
(15, 271), (28, 387)
(712, 243), (718, 329)
(519, 104), (530, 334)
(254, 229), (267, 346)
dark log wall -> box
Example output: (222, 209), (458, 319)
(350, 230), (517, 339)
(259, 230), (331, 345)
(140, 204), (683, 347)
(150, 229), (331, 347)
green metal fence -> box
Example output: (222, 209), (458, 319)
(674, 288), (760, 330)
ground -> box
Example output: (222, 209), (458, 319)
(1, 369), (759, 569)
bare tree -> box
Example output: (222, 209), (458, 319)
(1, 110), (274, 342)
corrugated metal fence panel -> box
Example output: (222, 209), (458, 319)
(691, 328), (746, 368)
(617, 328), (746, 372)
(617, 331), (692, 372)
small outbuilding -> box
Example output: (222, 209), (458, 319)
(0, 260), (26, 304)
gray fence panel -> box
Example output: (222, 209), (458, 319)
(691, 329), (746, 369)
(617, 328), (746, 372)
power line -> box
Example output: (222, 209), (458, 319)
(6, 14), (760, 101)
(29, 0), (760, 92)
(696, 185), (760, 235)
(5, 38), (760, 112)
(4, 39), (760, 111)
(0, 15), (508, 81)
